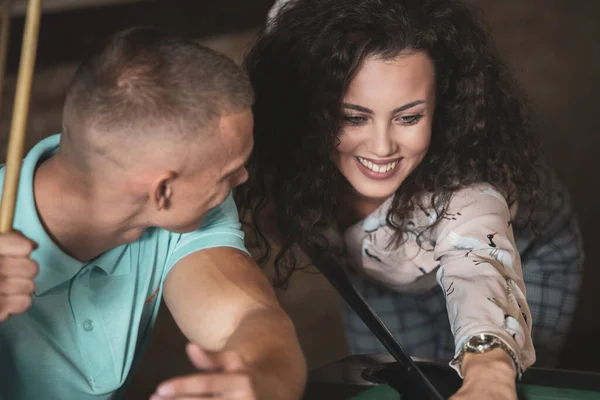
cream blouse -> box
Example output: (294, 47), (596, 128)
(342, 183), (536, 374)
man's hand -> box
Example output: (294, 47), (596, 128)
(0, 231), (38, 322)
(450, 349), (517, 400)
(151, 343), (256, 400)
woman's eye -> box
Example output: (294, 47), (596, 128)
(399, 114), (423, 126)
(343, 115), (367, 125)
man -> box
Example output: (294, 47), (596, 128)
(0, 27), (306, 399)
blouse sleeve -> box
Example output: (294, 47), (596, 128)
(433, 184), (536, 376)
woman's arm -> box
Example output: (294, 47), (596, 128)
(433, 184), (535, 378)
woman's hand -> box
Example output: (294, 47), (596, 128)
(450, 349), (517, 400)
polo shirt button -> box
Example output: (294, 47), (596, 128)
(83, 319), (95, 332)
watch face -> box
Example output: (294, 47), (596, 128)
(471, 336), (492, 346)
(467, 334), (496, 351)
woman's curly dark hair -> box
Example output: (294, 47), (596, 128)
(236, 0), (542, 288)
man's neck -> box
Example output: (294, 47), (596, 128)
(33, 154), (147, 262)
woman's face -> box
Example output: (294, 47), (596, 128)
(333, 51), (436, 202)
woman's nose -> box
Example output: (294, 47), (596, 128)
(368, 125), (397, 157)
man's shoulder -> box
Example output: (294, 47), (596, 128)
(0, 134), (61, 183)
(141, 193), (242, 241)
(199, 192), (242, 229)
(139, 193), (244, 249)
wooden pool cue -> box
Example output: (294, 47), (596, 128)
(309, 249), (445, 400)
(0, 0), (15, 114)
(0, 0), (42, 233)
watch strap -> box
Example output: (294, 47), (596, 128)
(451, 333), (522, 379)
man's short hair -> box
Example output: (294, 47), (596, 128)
(63, 27), (254, 141)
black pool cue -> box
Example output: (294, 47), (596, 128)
(309, 250), (445, 400)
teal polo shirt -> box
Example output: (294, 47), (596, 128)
(0, 134), (249, 399)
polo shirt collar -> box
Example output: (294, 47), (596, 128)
(11, 134), (130, 295)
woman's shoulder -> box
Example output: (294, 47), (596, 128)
(440, 183), (515, 224)
(397, 183), (512, 233)
(388, 183), (509, 220)
(448, 183), (508, 206)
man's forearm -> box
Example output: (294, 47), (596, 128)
(223, 306), (307, 400)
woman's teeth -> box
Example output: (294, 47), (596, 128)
(357, 156), (398, 173)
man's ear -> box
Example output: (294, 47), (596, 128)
(151, 171), (177, 210)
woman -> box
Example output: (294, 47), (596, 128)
(237, 0), (584, 397)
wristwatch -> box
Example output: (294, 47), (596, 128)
(451, 333), (522, 379)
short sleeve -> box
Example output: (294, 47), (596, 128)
(164, 193), (249, 275)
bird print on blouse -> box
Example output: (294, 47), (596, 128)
(342, 183), (535, 371)
(482, 186), (515, 228)
(451, 303), (462, 334)
(506, 277), (529, 329)
(437, 266), (447, 295)
(447, 230), (520, 281)
(359, 209), (433, 284)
